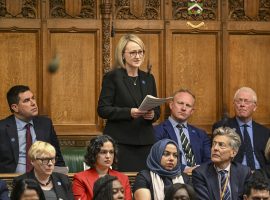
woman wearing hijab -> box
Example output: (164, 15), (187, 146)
(133, 139), (190, 200)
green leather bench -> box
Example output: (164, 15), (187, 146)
(61, 147), (86, 173)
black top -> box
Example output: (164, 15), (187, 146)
(97, 68), (160, 145)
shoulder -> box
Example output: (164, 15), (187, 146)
(33, 115), (53, 124)
(0, 115), (14, 126)
(52, 172), (69, 179)
(154, 120), (171, 129)
(193, 162), (212, 174)
(252, 120), (270, 132)
(231, 162), (250, 175)
(74, 169), (93, 179)
(187, 124), (208, 136)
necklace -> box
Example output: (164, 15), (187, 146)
(130, 76), (138, 85)
(36, 176), (52, 187)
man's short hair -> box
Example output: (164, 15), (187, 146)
(172, 88), (196, 101)
(234, 87), (257, 103)
(213, 126), (241, 152)
(7, 85), (30, 112)
(244, 176), (270, 197)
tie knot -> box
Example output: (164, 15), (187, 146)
(25, 123), (31, 129)
(242, 124), (249, 128)
(176, 124), (185, 129)
(219, 170), (227, 176)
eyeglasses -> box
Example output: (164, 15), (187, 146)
(234, 99), (255, 106)
(124, 50), (145, 58)
(36, 157), (56, 165)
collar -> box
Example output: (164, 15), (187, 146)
(15, 116), (33, 130)
(168, 116), (187, 128)
(215, 163), (231, 173)
(236, 117), (252, 128)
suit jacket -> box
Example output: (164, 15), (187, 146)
(213, 117), (270, 168)
(154, 119), (211, 169)
(13, 171), (74, 200)
(72, 168), (132, 200)
(192, 161), (251, 200)
(97, 68), (160, 145)
(0, 180), (9, 200)
(0, 115), (65, 173)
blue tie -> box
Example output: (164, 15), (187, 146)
(219, 170), (231, 200)
(242, 124), (255, 170)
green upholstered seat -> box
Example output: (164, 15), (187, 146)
(61, 147), (86, 173)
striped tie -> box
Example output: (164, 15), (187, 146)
(219, 170), (231, 200)
(176, 124), (196, 166)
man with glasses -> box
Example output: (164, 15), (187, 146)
(0, 85), (65, 173)
(192, 127), (251, 200)
(213, 87), (270, 170)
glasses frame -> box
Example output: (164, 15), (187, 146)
(36, 157), (56, 165)
(124, 50), (145, 58)
(234, 99), (255, 106)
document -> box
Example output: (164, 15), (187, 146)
(138, 95), (173, 111)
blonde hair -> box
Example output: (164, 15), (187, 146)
(113, 34), (145, 69)
(265, 138), (270, 161)
(28, 141), (56, 160)
(234, 87), (257, 103)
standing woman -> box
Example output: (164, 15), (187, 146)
(97, 34), (160, 172)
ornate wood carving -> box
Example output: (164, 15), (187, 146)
(101, 0), (112, 73)
(172, 0), (217, 20)
(115, 0), (160, 20)
(229, 0), (270, 21)
(49, 0), (96, 18)
(0, 0), (37, 18)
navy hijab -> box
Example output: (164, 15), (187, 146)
(146, 139), (182, 178)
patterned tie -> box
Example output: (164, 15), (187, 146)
(25, 123), (33, 172)
(176, 124), (196, 166)
(219, 170), (231, 200)
(242, 124), (255, 170)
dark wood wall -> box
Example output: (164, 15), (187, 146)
(0, 0), (270, 143)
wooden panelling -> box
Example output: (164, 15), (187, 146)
(45, 32), (99, 134)
(227, 34), (270, 124)
(168, 33), (219, 131)
(0, 32), (39, 119)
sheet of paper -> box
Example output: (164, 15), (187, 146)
(138, 95), (173, 111)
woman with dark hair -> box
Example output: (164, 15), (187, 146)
(164, 183), (197, 200)
(73, 135), (132, 200)
(93, 175), (124, 200)
(11, 179), (46, 200)
(133, 139), (190, 200)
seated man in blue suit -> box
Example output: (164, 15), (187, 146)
(213, 87), (270, 170)
(0, 85), (65, 173)
(0, 180), (9, 200)
(154, 88), (211, 174)
(193, 127), (251, 200)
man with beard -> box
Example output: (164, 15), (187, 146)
(213, 87), (270, 170)
(0, 85), (65, 173)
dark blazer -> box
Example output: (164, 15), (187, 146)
(13, 171), (74, 200)
(154, 119), (211, 169)
(213, 117), (270, 168)
(97, 68), (160, 145)
(133, 169), (191, 200)
(0, 180), (9, 200)
(192, 161), (251, 200)
(0, 115), (65, 173)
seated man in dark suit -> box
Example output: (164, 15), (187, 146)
(154, 88), (211, 174)
(0, 85), (65, 173)
(192, 127), (251, 200)
(213, 87), (270, 170)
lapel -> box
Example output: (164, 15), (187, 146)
(33, 117), (44, 140)
(122, 69), (140, 107)
(164, 120), (178, 142)
(187, 124), (198, 160)
(229, 163), (239, 200)
(138, 70), (148, 99)
(208, 164), (220, 200)
(230, 117), (243, 141)
(51, 173), (66, 200)
(6, 115), (19, 163)
(251, 121), (259, 149)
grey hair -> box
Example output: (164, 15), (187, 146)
(213, 127), (241, 152)
(233, 87), (257, 103)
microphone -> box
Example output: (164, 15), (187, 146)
(147, 60), (152, 75)
(48, 54), (60, 74)
(221, 111), (229, 127)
